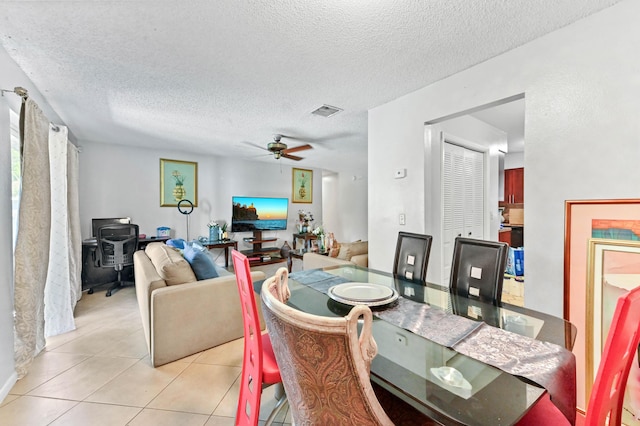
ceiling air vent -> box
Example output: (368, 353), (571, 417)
(311, 104), (343, 118)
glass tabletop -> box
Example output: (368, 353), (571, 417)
(278, 264), (576, 425)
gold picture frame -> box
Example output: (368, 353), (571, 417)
(292, 168), (312, 203)
(586, 238), (640, 423)
(564, 198), (640, 411)
(160, 158), (198, 207)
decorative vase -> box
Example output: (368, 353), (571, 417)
(173, 184), (186, 202)
(209, 225), (220, 241)
(299, 187), (306, 199)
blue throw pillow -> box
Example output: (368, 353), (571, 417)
(166, 238), (186, 249)
(183, 244), (219, 280)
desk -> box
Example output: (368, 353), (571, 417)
(81, 236), (169, 291)
(201, 239), (238, 267)
(291, 232), (317, 250)
(258, 265), (576, 425)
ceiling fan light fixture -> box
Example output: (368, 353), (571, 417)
(311, 104), (343, 118)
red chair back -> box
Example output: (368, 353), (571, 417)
(232, 250), (264, 426)
(585, 285), (640, 426)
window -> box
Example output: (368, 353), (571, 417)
(10, 109), (20, 248)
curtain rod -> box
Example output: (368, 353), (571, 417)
(1, 86), (29, 99)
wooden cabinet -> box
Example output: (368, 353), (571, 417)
(504, 167), (524, 203)
(498, 230), (512, 246)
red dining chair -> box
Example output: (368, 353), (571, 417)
(517, 285), (640, 426)
(232, 250), (287, 426)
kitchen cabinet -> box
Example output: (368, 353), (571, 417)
(504, 167), (524, 203)
(499, 229), (512, 246)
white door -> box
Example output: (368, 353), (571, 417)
(442, 141), (485, 283)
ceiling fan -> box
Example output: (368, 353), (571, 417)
(264, 134), (313, 161)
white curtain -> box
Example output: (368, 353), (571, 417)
(67, 139), (82, 304)
(44, 125), (79, 337)
(14, 99), (51, 378)
(13, 98), (81, 378)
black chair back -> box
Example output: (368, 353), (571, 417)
(449, 237), (508, 306)
(97, 224), (139, 270)
(393, 232), (433, 283)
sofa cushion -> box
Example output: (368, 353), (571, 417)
(183, 243), (219, 280)
(337, 241), (368, 261)
(145, 242), (196, 286)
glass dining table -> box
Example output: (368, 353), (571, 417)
(255, 264), (577, 426)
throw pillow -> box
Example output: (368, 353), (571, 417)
(146, 243), (196, 285)
(166, 238), (186, 249)
(183, 243), (219, 280)
(337, 241), (368, 261)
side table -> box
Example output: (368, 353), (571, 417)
(201, 239), (238, 267)
(292, 232), (317, 250)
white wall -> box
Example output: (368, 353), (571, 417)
(79, 141), (326, 252)
(80, 142), (369, 260)
(369, 0), (640, 317)
(505, 151), (524, 169)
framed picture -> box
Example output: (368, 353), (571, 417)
(564, 199), (640, 411)
(586, 238), (640, 424)
(292, 168), (313, 203)
(160, 158), (198, 207)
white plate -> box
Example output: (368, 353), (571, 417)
(328, 282), (398, 307)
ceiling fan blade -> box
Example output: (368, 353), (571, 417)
(283, 144), (312, 154)
(282, 153), (303, 161)
(241, 141), (269, 152)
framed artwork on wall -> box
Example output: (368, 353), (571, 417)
(586, 238), (640, 424)
(292, 168), (312, 203)
(160, 158), (198, 207)
(564, 198), (640, 412)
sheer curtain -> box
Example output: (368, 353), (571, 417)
(13, 99), (80, 378)
(44, 125), (81, 337)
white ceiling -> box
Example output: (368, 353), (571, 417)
(0, 1), (619, 173)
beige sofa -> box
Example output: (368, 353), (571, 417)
(303, 240), (368, 270)
(134, 243), (265, 367)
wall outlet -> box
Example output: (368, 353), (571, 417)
(399, 213), (406, 225)
(394, 168), (407, 179)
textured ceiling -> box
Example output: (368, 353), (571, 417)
(0, 1), (619, 173)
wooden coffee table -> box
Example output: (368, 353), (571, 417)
(287, 248), (328, 272)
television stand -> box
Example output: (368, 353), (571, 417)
(240, 231), (286, 267)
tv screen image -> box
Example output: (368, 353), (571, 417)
(231, 196), (289, 232)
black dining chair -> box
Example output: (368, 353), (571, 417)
(393, 232), (433, 283)
(94, 223), (139, 297)
(449, 237), (509, 306)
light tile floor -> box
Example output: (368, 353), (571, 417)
(0, 262), (295, 426)
(1, 259), (524, 426)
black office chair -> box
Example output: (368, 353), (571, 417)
(393, 232), (433, 283)
(449, 237), (508, 306)
(93, 223), (139, 297)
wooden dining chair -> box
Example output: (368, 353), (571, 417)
(393, 231), (433, 283)
(231, 250), (287, 426)
(449, 237), (508, 305)
(517, 285), (640, 426)
(261, 266), (439, 426)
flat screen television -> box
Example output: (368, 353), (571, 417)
(231, 196), (288, 232)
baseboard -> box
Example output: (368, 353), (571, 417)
(0, 371), (17, 404)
